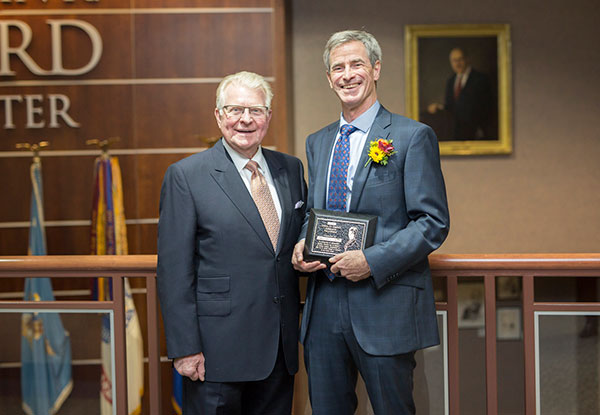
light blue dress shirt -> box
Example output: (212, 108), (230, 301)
(326, 101), (381, 211)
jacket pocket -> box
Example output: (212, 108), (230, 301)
(196, 276), (231, 316)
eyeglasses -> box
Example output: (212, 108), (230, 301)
(221, 105), (270, 119)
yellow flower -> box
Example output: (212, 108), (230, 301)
(368, 147), (385, 163)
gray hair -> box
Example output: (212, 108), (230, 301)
(216, 71), (273, 110)
(323, 30), (382, 71)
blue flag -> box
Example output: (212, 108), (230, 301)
(21, 158), (73, 415)
(172, 368), (183, 415)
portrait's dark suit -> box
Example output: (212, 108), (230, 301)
(157, 139), (306, 409)
(444, 68), (494, 139)
(300, 106), (449, 413)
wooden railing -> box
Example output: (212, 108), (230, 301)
(1, 254), (600, 414)
(0, 255), (161, 415)
(430, 254), (600, 415)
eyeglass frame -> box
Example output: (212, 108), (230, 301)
(219, 105), (271, 119)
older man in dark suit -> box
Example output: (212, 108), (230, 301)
(293, 30), (450, 414)
(158, 71), (306, 414)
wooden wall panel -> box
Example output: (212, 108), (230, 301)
(133, 13), (273, 78)
(1, 0), (132, 10)
(0, 229), (28, 256)
(134, 0), (271, 7)
(132, 84), (222, 147)
(0, 158), (30, 221)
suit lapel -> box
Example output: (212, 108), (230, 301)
(263, 149), (292, 254)
(209, 140), (274, 253)
(349, 107), (392, 212)
(314, 123), (338, 209)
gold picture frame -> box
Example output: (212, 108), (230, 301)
(405, 24), (512, 155)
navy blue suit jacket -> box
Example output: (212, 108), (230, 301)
(157, 139), (307, 382)
(300, 106), (450, 355)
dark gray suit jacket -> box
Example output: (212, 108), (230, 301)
(300, 106), (450, 355)
(157, 139), (306, 382)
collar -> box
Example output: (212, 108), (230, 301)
(339, 100), (381, 133)
(222, 138), (268, 174)
(458, 66), (472, 79)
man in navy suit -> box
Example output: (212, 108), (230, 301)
(158, 71), (306, 414)
(292, 30), (450, 414)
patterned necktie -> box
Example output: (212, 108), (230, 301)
(245, 160), (280, 250)
(327, 124), (357, 212)
(325, 124), (357, 280)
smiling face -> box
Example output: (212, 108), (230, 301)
(326, 40), (381, 121)
(214, 84), (272, 159)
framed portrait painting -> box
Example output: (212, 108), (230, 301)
(405, 24), (512, 155)
(457, 282), (485, 328)
(497, 307), (522, 340)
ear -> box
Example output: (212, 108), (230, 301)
(372, 60), (381, 81)
(326, 71), (334, 89)
(214, 108), (223, 127)
(265, 108), (273, 124)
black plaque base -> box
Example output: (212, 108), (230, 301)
(303, 209), (377, 263)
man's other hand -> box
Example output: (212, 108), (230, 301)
(292, 239), (327, 273)
(174, 352), (205, 381)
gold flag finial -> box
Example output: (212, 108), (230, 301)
(86, 137), (120, 157)
(16, 141), (49, 161)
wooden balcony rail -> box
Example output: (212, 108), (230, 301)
(430, 253), (600, 415)
(2, 253), (600, 415)
(0, 255), (160, 415)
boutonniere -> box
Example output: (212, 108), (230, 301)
(364, 138), (396, 167)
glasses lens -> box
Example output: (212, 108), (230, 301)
(223, 106), (267, 119)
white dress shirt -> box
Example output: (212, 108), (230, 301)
(222, 139), (282, 222)
(326, 100), (381, 211)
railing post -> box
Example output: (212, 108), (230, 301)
(447, 274), (459, 415)
(484, 273), (498, 414)
(146, 273), (162, 413)
(113, 274), (128, 415)
(522, 273), (536, 415)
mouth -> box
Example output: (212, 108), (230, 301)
(340, 82), (360, 90)
(235, 128), (256, 134)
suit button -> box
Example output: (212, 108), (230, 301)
(273, 296), (280, 303)
(276, 257), (281, 262)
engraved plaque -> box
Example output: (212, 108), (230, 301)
(304, 209), (377, 263)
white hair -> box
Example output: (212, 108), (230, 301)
(216, 71), (273, 110)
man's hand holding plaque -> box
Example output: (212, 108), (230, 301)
(293, 209), (376, 280)
(303, 209), (377, 262)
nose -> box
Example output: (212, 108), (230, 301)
(342, 65), (354, 80)
(239, 108), (253, 122)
